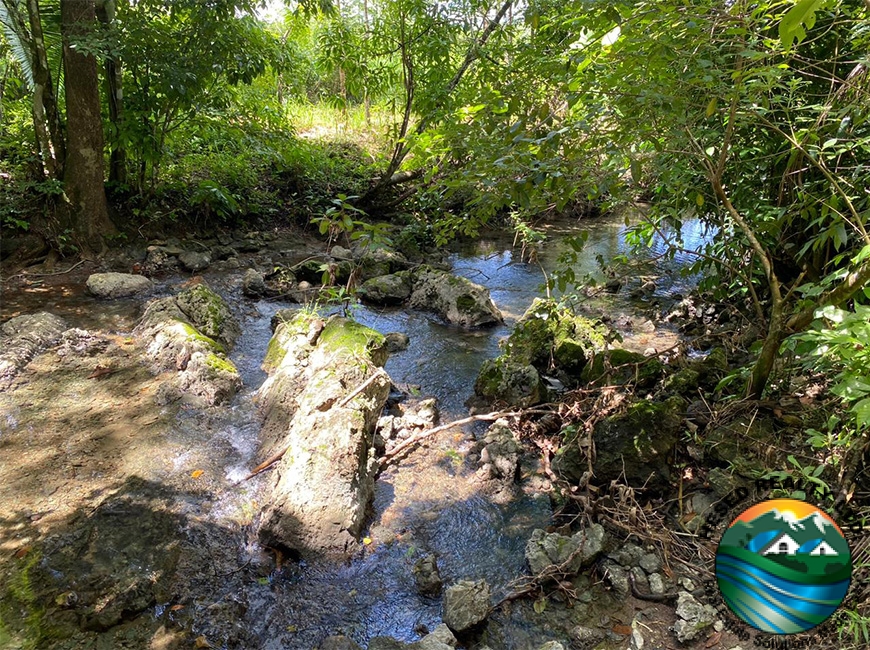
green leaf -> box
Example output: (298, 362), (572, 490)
(705, 97), (717, 118)
(779, 0), (826, 50)
(533, 596), (547, 614)
(630, 159), (641, 184)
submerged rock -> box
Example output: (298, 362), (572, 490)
(321, 636), (364, 650)
(257, 315), (391, 556)
(442, 579), (491, 633)
(407, 266), (502, 328)
(385, 332), (410, 353)
(0, 312), (67, 387)
(413, 553), (443, 597)
(86, 272), (154, 299)
(525, 524), (606, 575)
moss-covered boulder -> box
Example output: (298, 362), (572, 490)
(133, 282), (241, 405)
(257, 315), (391, 557)
(358, 272), (413, 306)
(407, 266), (503, 328)
(662, 368), (701, 395)
(474, 357), (546, 407)
(474, 299), (608, 406)
(581, 348), (664, 388)
(554, 396), (686, 491)
(504, 298), (607, 373)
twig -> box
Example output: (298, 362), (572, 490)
(379, 409), (552, 468)
(8, 259), (86, 280)
(338, 368), (388, 408)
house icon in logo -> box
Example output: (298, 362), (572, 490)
(760, 532), (840, 557)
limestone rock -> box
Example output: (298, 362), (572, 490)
(407, 266), (502, 328)
(0, 312), (67, 386)
(673, 591), (717, 642)
(525, 524), (606, 575)
(242, 269), (267, 296)
(174, 283), (241, 348)
(257, 316), (391, 556)
(86, 272), (154, 299)
(479, 419), (521, 481)
(133, 283), (241, 405)
(416, 624), (456, 649)
(359, 273), (413, 306)
(474, 358), (545, 407)
(442, 579), (491, 633)
(178, 250), (211, 272)
(329, 245), (353, 260)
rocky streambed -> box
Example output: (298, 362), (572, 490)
(0, 214), (757, 650)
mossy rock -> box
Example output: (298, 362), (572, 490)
(474, 357), (545, 407)
(263, 311), (321, 372)
(358, 273), (412, 306)
(590, 396), (687, 491)
(662, 368), (701, 395)
(581, 348), (663, 388)
(688, 347), (729, 388)
(503, 298), (608, 373)
(293, 259), (328, 285)
(175, 282), (240, 349)
(318, 317), (388, 367)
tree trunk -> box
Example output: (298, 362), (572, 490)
(61, 0), (116, 253)
(26, 0), (66, 177)
(96, 0), (127, 185)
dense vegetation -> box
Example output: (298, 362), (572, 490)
(2, 0), (869, 640)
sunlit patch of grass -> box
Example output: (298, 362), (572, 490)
(286, 101), (399, 158)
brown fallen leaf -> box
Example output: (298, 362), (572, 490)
(612, 624), (631, 635)
(88, 365), (115, 380)
(191, 469), (204, 479)
(194, 635), (212, 649)
(170, 604), (185, 611)
(14, 545), (31, 559)
(705, 630), (722, 647)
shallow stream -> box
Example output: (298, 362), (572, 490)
(0, 213), (710, 649)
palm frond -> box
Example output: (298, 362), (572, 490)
(0, 0), (34, 90)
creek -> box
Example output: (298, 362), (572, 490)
(0, 212), (710, 649)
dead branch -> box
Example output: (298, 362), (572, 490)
(379, 408), (553, 468)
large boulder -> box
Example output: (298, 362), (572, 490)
(133, 282), (241, 405)
(86, 272), (154, 299)
(257, 316), (391, 556)
(0, 312), (67, 387)
(474, 298), (608, 405)
(407, 266), (502, 328)
(581, 348), (663, 388)
(442, 579), (491, 633)
(359, 273), (413, 306)
(525, 524), (606, 575)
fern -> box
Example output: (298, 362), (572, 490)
(0, 0), (34, 89)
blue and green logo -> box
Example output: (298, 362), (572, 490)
(715, 498), (851, 634)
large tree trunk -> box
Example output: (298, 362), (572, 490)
(61, 0), (116, 254)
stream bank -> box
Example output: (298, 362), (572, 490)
(0, 213), (802, 650)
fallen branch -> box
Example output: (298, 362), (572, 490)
(338, 368), (388, 408)
(379, 408), (553, 468)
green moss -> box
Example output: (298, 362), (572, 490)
(263, 335), (288, 372)
(0, 552), (63, 649)
(318, 317), (387, 366)
(456, 293), (477, 313)
(205, 352), (238, 375)
(581, 349), (662, 387)
(178, 321), (225, 353)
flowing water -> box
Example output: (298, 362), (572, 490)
(0, 212), (710, 648)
